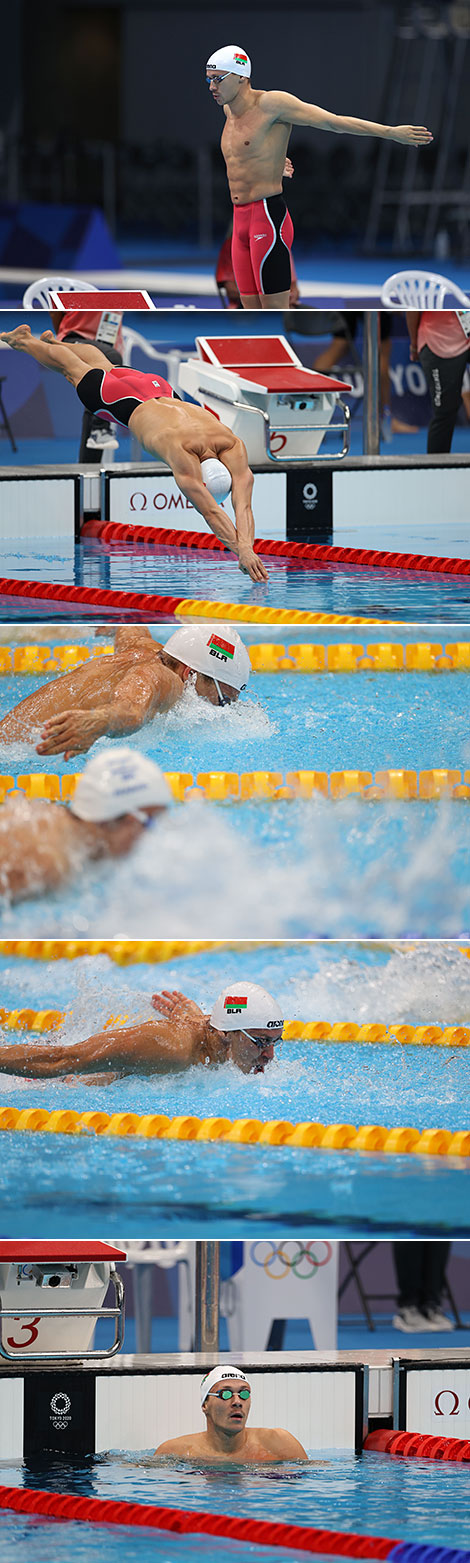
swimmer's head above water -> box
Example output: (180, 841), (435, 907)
(70, 747), (171, 826)
(209, 981), (284, 1072)
(162, 624), (251, 707)
(201, 1367), (251, 1432)
(206, 45), (251, 105)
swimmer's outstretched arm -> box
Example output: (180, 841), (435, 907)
(166, 445), (267, 586)
(218, 441), (268, 585)
(268, 92), (433, 145)
(37, 664), (183, 758)
(0, 1019), (201, 1078)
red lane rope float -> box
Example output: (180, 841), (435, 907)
(0, 1485), (398, 1557)
(82, 522), (470, 578)
(365, 1430), (470, 1463)
(0, 579), (182, 614)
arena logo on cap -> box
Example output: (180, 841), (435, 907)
(224, 996), (247, 1012)
(207, 633), (235, 662)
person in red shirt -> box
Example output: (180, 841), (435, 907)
(407, 309), (470, 452)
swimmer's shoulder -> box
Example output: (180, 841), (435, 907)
(153, 1433), (205, 1457)
(260, 1428), (309, 1460)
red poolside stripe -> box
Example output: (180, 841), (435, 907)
(81, 523), (470, 577)
(0, 579), (183, 614)
(365, 1429), (470, 1462)
(0, 1484), (398, 1556)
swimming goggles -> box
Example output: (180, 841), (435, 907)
(207, 1387), (251, 1400)
(213, 678), (235, 707)
(240, 1028), (283, 1049)
(206, 73), (230, 86)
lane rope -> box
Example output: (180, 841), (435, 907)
(0, 578), (402, 625)
(1, 769), (469, 803)
(2, 641), (470, 674)
(81, 521), (470, 580)
(0, 1103), (468, 1157)
(365, 1430), (470, 1463)
(0, 1484), (398, 1557)
(0, 939), (278, 964)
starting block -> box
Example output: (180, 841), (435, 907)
(0, 1241), (126, 1360)
(178, 336), (351, 464)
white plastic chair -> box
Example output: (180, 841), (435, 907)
(22, 276), (100, 309)
(381, 270), (470, 309)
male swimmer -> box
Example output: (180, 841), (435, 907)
(206, 43), (433, 308)
(153, 1366), (308, 1462)
(0, 624), (251, 759)
(0, 325), (268, 584)
(0, 747), (170, 902)
(0, 982), (283, 1079)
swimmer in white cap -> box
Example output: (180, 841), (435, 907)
(205, 43), (433, 309)
(0, 980), (283, 1079)
(153, 1366), (308, 1462)
(0, 326), (268, 583)
(0, 747), (170, 905)
(0, 624), (252, 758)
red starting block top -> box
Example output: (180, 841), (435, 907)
(50, 291), (155, 311)
(229, 365), (349, 394)
(196, 336), (349, 393)
(0, 1242), (126, 1262)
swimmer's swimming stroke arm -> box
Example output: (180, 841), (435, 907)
(0, 1019), (202, 1078)
(37, 665), (183, 759)
(168, 445), (268, 585)
(266, 92), (433, 145)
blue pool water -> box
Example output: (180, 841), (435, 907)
(1, 945), (469, 1235)
(3, 540), (470, 621)
(2, 666), (470, 774)
(1, 1449), (470, 1554)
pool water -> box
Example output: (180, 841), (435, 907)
(1, 945), (470, 1236)
(1, 1449), (470, 1553)
(3, 540), (470, 621)
(1, 667), (470, 776)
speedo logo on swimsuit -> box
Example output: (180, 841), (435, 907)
(224, 996), (247, 1012)
(207, 633), (235, 661)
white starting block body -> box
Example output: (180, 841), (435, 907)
(222, 1240), (339, 1352)
(178, 337), (351, 464)
(0, 1242), (126, 1359)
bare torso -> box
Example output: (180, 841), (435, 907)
(0, 646), (168, 743)
(221, 91), (291, 203)
(0, 796), (100, 899)
(128, 399), (239, 465)
(154, 1427), (304, 1462)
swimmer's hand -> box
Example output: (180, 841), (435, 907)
(283, 156), (294, 178)
(36, 707), (107, 760)
(239, 548), (269, 584)
(150, 989), (205, 1027)
(388, 125), (433, 145)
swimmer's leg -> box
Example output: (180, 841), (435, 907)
(0, 326), (96, 387)
(240, 294), (263, 309)
(260, 289), (291, 308)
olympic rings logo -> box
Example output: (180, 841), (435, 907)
(249, 1240), (333, 1279)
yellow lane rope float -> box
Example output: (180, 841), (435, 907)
(1, 1010), (469, 1046)
(175, 602), (406, 626)
(0, 1104), (467, 1156)
(1, 770), (469, 803)
(2, 642), (470, 674)
(0, 940), (280, 964)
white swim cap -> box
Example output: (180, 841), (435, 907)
(206, 45), (251, 79)
(200, 457), (232, 503)
(201, 1365), (249, 1407)
(163, 625), (251, 692)
(210, 981), (284, 1033)
(70, 747), (171, 823)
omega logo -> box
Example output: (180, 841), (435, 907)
(434, 1390), (470, 1416)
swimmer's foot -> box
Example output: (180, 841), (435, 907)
(0, 324), (33, 350)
